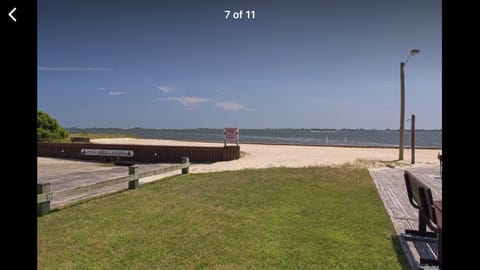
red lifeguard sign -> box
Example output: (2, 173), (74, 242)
(224, 128), (239, 146)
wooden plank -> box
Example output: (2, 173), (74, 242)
(136, 162), (190, 178)
(54, 174), (136, 198)
(52, 163), (191, 201)
(52, 182), (127, 208)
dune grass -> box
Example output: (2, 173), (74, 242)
(344, 158), (408, 168)
(38, 167), (409, 269)
(58, 133), (142, 143)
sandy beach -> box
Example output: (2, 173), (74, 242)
(90, 138), (441, 173)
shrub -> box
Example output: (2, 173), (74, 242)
(37, 110), (68, 142)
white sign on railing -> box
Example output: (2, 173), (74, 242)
(224, 128), (239, 146)
(81, 149), (134, 157)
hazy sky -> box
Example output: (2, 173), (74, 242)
(38, 0), (441, 129)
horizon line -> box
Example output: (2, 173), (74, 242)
(66, 127), (442, 131)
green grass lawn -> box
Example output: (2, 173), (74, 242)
(38, 167), (409, 269)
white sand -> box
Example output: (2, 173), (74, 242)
(92, 138), (441, 173)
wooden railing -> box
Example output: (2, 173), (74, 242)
(37, 157), (191, 217)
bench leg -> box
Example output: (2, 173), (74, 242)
(401, 233), (436, 243)
(420, 258), (438, 266)
(437, 230), (442, 269)
(404, 209), (437, 238)
(418, 209), (427, 235)
(404, 229), (436, 239)
(415, 232), (441, 267)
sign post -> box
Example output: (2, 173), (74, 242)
(224, 128), (239, 146)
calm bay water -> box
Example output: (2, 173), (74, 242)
(68, 128), (442, 148)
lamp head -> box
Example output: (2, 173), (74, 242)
(410, 49), (420, 56)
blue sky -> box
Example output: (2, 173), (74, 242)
(38, 0), (441, 129)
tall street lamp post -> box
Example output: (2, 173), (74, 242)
(399, 49), (420, 160)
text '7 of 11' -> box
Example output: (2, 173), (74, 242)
(224, 10), (255, 20)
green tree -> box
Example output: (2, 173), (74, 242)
(37, 110), (69, 142)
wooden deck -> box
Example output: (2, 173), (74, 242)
(38, 162), (181, 208)
(369, 165), (442, 270)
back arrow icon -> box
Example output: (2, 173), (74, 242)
(9, 7), (16, 22)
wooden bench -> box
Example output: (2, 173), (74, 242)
(404, 170), (442, 267)
(71, 137), (90, 143)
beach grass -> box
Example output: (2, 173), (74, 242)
(38, 167), (409, 269)
(59, 133), (143, 142)
(344, 158), (407, 168)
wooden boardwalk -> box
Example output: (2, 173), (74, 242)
(39, 162), (181, 208)
(369, 165), (442, 270)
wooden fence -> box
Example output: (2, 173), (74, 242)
(38, 142), (240, 163)
(37, 157), (191, 217)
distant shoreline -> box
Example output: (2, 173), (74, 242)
(218, 141), (442, 150)
(68, 128), (442, 148)
(68, 127), (442, 131)
(68, 133), (442, 150)
(93, 137), (442, 150)
(90, 137), (442, 150)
